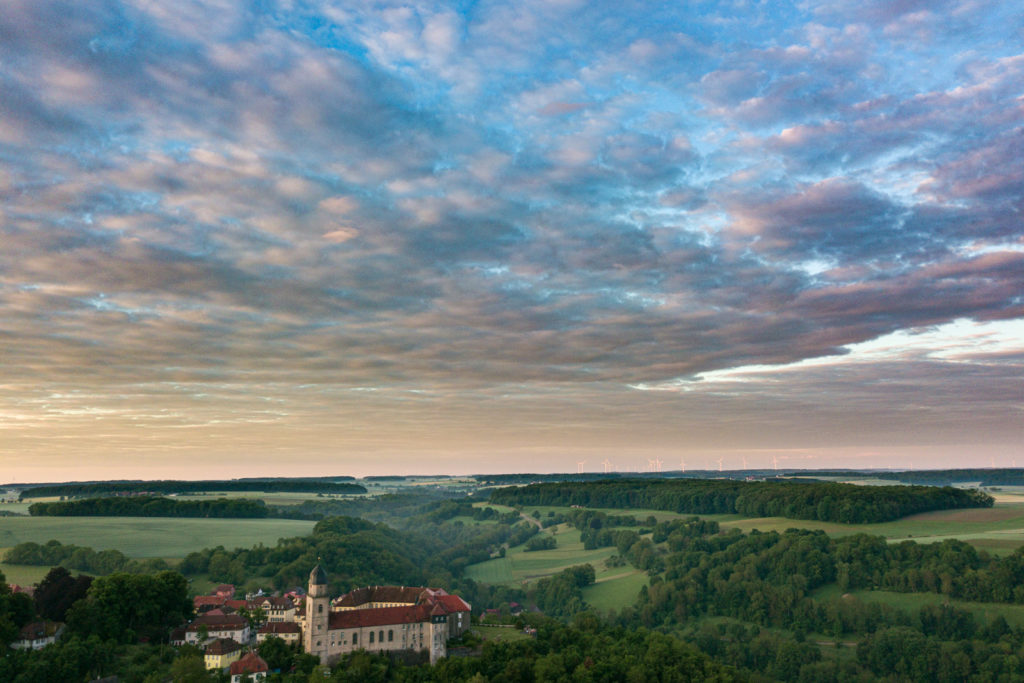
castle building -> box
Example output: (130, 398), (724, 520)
(302, 565), (471, 665)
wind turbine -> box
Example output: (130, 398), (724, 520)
(577, 460), (586, 474)
(772, 455), (778, 471)
(717, 457), (724, 473)
(742, 455), (748, 470)
(602, 458), (612, 473)
(647, 459), (657, 473)
(654, 458), (663, 473)
(679, 458), (686, 473)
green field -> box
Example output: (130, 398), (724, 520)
(582, 570), (648, 612)
(0, 559), (66, 587)
(465, 526), (624, 587)
(0, 516), (315, 560)
(718, 503), (1024, 554)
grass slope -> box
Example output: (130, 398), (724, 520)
(465, 526), (620, 587)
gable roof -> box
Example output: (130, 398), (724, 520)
(259, 622), (301, 634)
(18, 621), (62, 641)
(229, 652), (268, 675)
(205, 637), (241, 655)
(188, 614), (247, 631)
(436, 595), (471, 613)
(194, 595), (227, 607)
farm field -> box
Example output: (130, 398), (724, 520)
(0, 558), (64, 587)
(719, 502), (1024, 553)
(0, 516), (314, 559)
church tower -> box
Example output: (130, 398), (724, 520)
(304, 564), (330, 661)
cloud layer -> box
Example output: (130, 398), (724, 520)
(1, 0), (1022, 478)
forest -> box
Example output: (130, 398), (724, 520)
(489, 478), (993, 523)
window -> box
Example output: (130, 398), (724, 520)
(388, 630), (393, 642)
(369, 631), (374, 644)
(352, 634), (358, 645)
(318, 604), (323, 614)
(378, 630), (384, 643)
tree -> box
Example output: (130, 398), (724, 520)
(34, 567), (93, 622)
(169, 654), (211, 682)
(257, 635), (293, 671)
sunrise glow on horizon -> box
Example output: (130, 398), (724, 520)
(1, 1), (1022, 482)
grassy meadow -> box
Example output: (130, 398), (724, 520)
(0, 516), (315, 558)
(464, 524), (649, 612)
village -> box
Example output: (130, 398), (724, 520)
(9, 566), (471, 680)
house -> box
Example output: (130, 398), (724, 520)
(186, 613), (250, 645)
(194, 595), (227, 613)
(229, 651), (268, 682)
(254, 595), (296, 623)
(214, 584), (236, 599)
(303, 565), (471, 665)
(257, 621), (301, 645)
(169, 626), (188, 647)
(204, 637), (242, 670)
(10, 621), (64, 650)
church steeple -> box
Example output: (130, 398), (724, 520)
(304, 562), (331, 661)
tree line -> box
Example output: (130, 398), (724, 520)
(4, 541), (171, 576)
(488, 478), (993, 523)
(18, 478), (365, 499)
(28, 496), (273, 518)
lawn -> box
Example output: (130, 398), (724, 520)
(0, 516), (315, 559)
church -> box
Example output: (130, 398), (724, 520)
(302, 565), (472, 664)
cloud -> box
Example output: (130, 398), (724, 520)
(1, 0), (1022, 477)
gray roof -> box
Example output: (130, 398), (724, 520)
(310, 564), (328, 585)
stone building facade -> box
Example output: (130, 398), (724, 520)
(302, 566), (471, 665)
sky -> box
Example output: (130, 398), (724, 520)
(1, 1), (1022, 482)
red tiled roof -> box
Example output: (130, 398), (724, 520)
(334, 585), (432, 607)
(328, 604), (432, 629)
(436, 595), (471, 613)
(258, 596), (293, 608)
(259, 622), (301, 634)
(205, 637), (241, 655)
(188, 614), (247, 631)
(225, 599), (248, 610)
(194, 596), (226, 607)
(229, 652), (268, 675)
